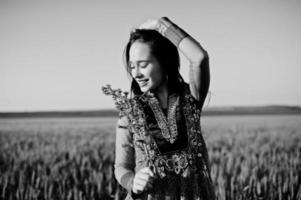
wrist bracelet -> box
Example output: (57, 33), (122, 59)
(158, 18), (189, 47)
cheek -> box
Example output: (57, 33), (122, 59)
(150, 68), (165, 84)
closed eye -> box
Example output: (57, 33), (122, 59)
(138, 61), (150, 68)
(129, 61), (150, 70)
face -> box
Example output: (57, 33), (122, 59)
(129, 41), (166, 93)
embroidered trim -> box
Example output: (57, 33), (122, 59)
(154, 151), (191, 178)
(102, 84), (211, 179)
(103, 84), (215, 198)
(147, 94), (179, 144)
(167, 95), (179, 142)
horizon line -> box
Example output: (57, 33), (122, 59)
(1, 104), (301, 114)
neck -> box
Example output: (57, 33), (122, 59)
(154, 83), (168, 109)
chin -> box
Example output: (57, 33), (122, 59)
(140, 87), (149, 93)
(140, 85), (154, 93)
(138, 83), (148, 92)
(139, 82), (158, 93)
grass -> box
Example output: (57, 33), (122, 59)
(0, 115), (300, 200)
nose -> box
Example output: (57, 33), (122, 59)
(132, 66), (143, 78)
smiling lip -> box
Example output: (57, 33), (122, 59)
(137, 79), (148, 87)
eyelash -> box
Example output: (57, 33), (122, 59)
(139, 62), (148, 68)
(130, 62), (149, 69)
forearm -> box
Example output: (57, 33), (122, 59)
(115, 164), (135, 192)
(157, 17), (210, 103)
(157, 17), (208, 64)
(115, 116), (136, 192)
(189, 59), (210, 105)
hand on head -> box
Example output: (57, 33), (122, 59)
(137, 19), (159, 30)
(132, 167), (155, 194)
(134, 17), (171, 30)
(135, 17), (174, 37)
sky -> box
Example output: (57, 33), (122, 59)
(0, 0), (300, 112)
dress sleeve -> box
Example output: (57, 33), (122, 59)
(157, 17), (210, 109)
(114, 115), (136, 192)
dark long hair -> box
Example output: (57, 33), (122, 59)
(124, 29), (185, 96)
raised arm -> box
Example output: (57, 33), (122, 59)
(179, 34), (210, 108)
(138, 17), (210, 108)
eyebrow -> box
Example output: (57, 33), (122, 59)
(129, 60), (151, 64)
(128, 60), (152, 66)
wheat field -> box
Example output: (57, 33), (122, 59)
(0, 115), (300, 200)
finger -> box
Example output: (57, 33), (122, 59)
(135, 173), (153, 185)
(135, 167), (154, 182)
(133, 180), (148, 192)
(136, 172), (151, 180)
(138, 20), (151, 29)
(135, 177), (149, 185)
(133, 184), (144, 194)
(138, 19), (158, 30)
(143, 167), (154, 177)
(140, 167), (153, 173)
(134, 180), (147, 188)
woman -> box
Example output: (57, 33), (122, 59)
(103, 17), (215, 200)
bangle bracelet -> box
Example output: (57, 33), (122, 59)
(158, 18), (189, 47)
